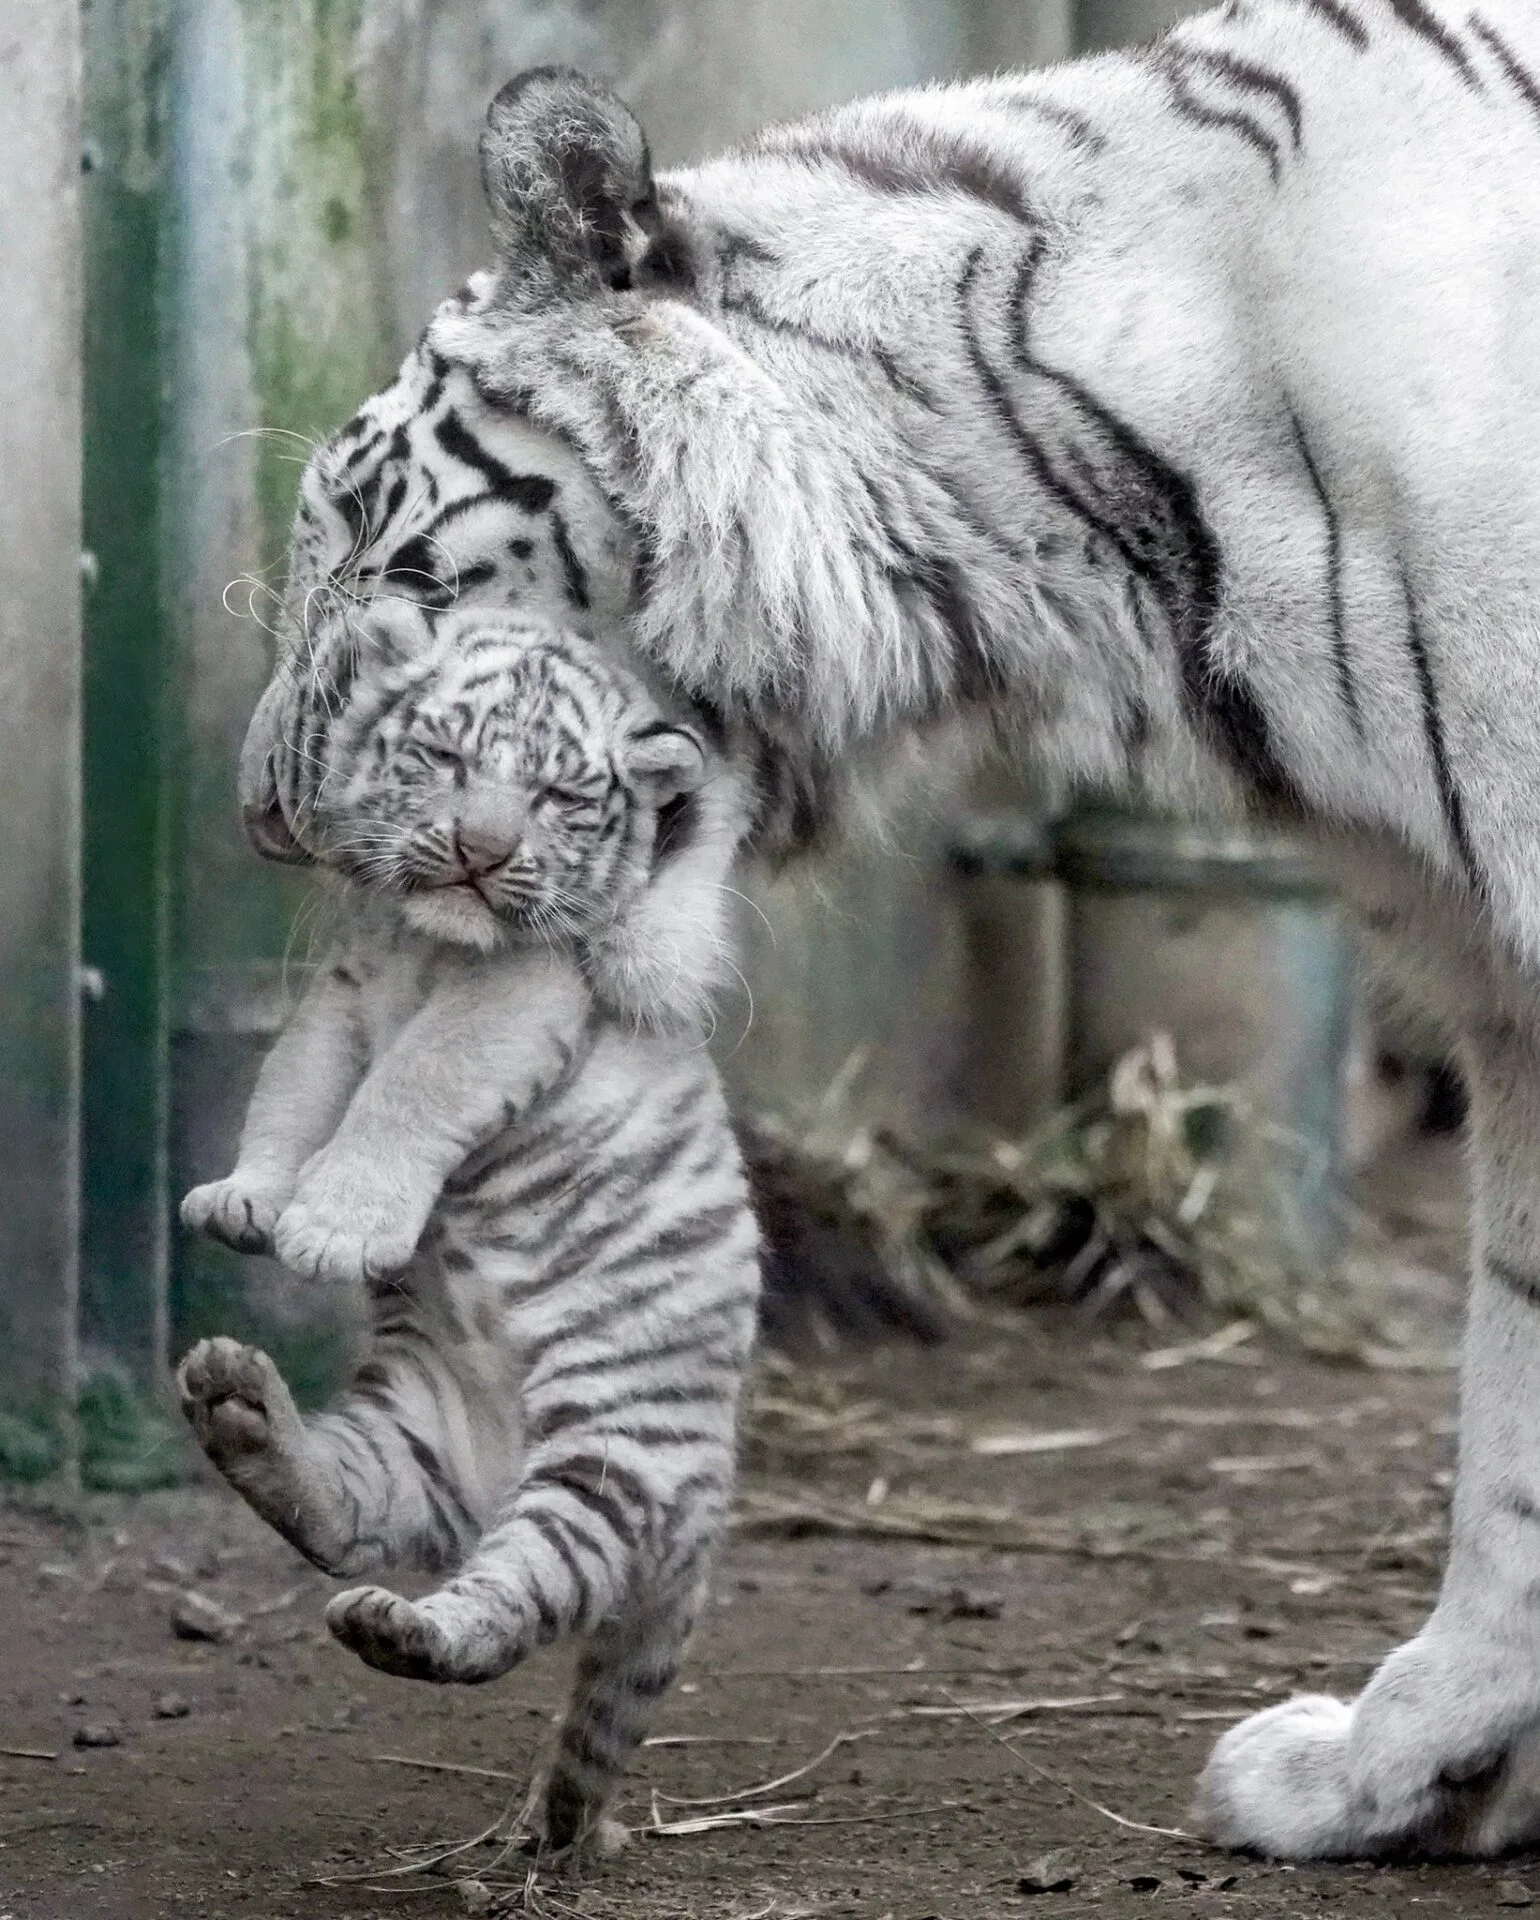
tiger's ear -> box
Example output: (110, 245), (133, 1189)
(480, 67), (674, 299)
(625, 723), (707, 802)
(238, 675), (314, 867)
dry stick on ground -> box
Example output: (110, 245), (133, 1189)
(641, 1734), (778, 1747)
(647, 1795), (964, 1838)
(905, 1694), (1129, 1724)
(940, 1689), (1192, 1841)
(370, 1751), (521, 1783)
(699, 1662), (1072, 1679)
(650, 1728), (880, 1809)
(300, 1781), (538, 1890)
(0, 1746), (58, 1762)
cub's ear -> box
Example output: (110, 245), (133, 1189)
(480, 67), (679, 298)
(237, 675), (314, 867)
(626, 722), (707, 802)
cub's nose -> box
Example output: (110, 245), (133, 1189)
(452, 820), (519, 875)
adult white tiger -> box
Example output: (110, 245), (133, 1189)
(248, 0), (1540, 1861)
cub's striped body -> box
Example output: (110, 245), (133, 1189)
(244, 0), (1540, 1864)
(181, 614), (759, 1856)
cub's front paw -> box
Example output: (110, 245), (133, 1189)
(273, 1201), (422, 1284)
(274, 1157), (429, 1283)
(180, 1175), (290, 1255)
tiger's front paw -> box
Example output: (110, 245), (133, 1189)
(181, 1173), (291, 1256)
(1196, 1627), (1540, 1859)
(274, 1154), (431, 1284)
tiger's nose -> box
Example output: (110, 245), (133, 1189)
(452, 820), (520, 875)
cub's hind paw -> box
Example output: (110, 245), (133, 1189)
(176, 1336), (297, 1465)
(326, 1587), (461, 1682)
(327, 1584), (527, 1684)
(181, 1176), (288, 1255)
(539, 1802), (631, 1871)
(175, 1337), (363, 1572)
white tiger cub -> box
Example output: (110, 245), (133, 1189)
(177, 605), (760, 1857)
(246, 4), (1540, 1863)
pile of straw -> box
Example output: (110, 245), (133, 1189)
(748, 1037), (1450, 1365)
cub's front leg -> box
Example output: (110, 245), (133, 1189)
(275, 1139), (444, 1285)
(181, 961), (367, 1256)
(275, 948), (590, 1285)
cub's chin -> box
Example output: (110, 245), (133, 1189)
(399, 886), (505, 952)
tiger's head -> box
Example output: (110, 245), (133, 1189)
(248, 69), (855, 872)
(280, 271), (637, 670)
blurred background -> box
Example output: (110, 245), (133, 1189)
(1, 0), (1452, 1482)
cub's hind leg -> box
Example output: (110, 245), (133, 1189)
(540, 1560), (710, 1859)
(177, 1335), (360, 1569)
(178, 1250), (517, 1578)
(327, 1217), (755, 1697)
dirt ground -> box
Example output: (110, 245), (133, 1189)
(0, 1138), (1524, 1920)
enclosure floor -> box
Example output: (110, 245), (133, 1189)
(0, 1153), (1518, 1918)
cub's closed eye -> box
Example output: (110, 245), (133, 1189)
(415, 742), (461, 768)
(543, 786), (603, 811)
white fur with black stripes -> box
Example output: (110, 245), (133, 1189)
(181, 610), (760, 1859)
(248, 3), (1540, 1862)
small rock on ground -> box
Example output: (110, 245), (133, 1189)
(1018, 1852), (1078, 1894)
(72, 1722), (122, 1749)
(170, 1589), (243, 1643)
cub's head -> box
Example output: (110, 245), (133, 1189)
(251, 605), (713, 956)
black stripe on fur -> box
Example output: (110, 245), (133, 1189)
(1400, 565), (1481, 894)
(959, 249), (1298, 806)
(1287, 0), (1370, 48)
(1149, 47), (1285, 182)
(1470, 15), (1540, 121)
(1287, 407), (1363, 739)
(758, 125), (1036, 227)
(1384, 0), (1480, 85)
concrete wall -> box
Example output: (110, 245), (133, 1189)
(0, 0), (84, 1442)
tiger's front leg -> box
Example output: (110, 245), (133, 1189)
(1198, 1011), (1540, 1859)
